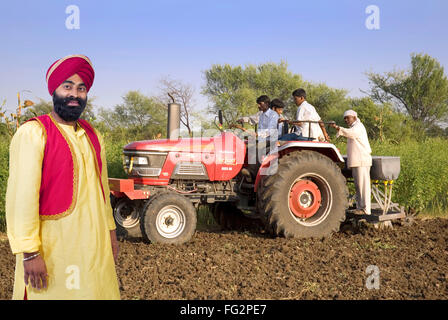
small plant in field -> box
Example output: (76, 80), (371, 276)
(0, 92), (34, 137)
(372, 238), (397, 250)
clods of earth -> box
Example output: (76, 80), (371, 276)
(0, 218), (447, 300)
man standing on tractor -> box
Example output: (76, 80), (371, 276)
(330, 110), (372, 215)
(280, 88), (330, 142)
(5, 54), (120, 299)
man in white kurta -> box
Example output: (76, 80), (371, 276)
(294, 100), (323, 140)
(331, 110), (372, 215)
(279, 89), (330, 142)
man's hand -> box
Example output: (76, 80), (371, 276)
(230, 123), (244, 130)
(23, 253), (48, 290)
(329, 122), (340, 130)
(288, 120), (302, 126)
(110, 229), (119, 264)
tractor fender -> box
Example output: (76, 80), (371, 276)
(253, 142), (344, 192)
(277, 141), (345, 163)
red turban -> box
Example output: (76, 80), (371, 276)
(46, 54), (95, 95)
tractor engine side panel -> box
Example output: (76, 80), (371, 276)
(213, 132), (246, 181)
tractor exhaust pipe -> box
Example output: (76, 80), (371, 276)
(167, 103), (181, 140)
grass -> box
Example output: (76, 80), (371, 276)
(196, 205), (217, 230)
(0, 233), (8, 242)
(419, 211), (448, 219)
(353, 239), (398, 251)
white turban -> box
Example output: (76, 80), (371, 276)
(343, 110), (357, 118)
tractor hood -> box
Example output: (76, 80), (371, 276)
(124, 137), (216, 153)
(123, 132), (247, 182)
(124, 132), (245, 160)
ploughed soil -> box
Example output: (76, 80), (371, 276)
(0, 218), (447, 300)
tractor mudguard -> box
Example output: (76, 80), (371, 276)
(253, 141), (345, 192)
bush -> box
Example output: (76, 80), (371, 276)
(0, 138), (10, 232)
(104, 135), (129, 180)
(372, 138), (448, 215)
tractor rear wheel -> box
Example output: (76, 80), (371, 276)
(141, 192), (197, 244)
(258, 151), (348, 238)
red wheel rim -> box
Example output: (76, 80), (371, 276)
(289, 180), (322, 219)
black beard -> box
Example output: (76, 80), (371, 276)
(52, 93), (87, 122)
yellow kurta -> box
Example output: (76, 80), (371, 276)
(6, 120), (120, 300)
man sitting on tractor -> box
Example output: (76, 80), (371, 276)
(270, 98), (288, 140)
(279, 88), (330, 142)
(234, 95), (279, 180)
(236, 95), (270, 127)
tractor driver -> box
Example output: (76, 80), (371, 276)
(236, 95), (270, 127)
(242, 95), (279, 180)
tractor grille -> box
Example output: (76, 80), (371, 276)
(172, 162), (209, 180)
(131, 167), (162, 177)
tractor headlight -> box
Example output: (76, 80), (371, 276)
(123, 151), (167, 177)
(135, 156), (148, 165)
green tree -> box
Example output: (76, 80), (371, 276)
(325, 97), (416, 143)
(304, 83), (348, 119)
(348, 97), (417, 142)
(202, 61), (348, 126)
(366, 53), (448, 129)
(97, 91), (167, 141)
(202, 61), (303, 124)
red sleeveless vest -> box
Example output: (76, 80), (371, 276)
(29, 114), (105, 220)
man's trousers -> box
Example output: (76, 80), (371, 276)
(351, 166), (371, 215)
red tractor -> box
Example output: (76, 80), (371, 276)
(109, 103), (351, 244)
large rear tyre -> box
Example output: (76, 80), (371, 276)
(141, 192), (197, 244)
(258, 151), (348, 238)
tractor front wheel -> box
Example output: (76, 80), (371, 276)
(112, 196), (143, 239)
(141, 192), (197, 244)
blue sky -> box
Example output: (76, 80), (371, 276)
(1, 0), (447, 116)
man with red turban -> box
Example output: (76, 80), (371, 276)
(6, 54), (120, 299)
